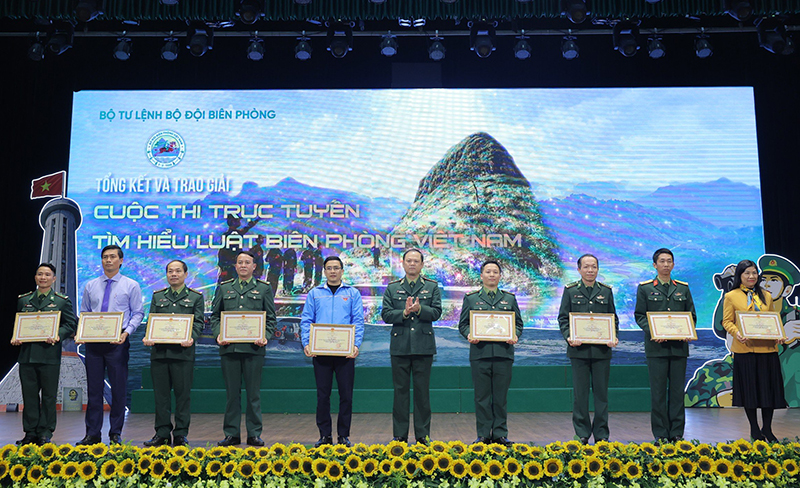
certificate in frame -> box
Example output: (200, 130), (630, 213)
(568, 313), (616, 344)
(220, 311), (266, 343)
(469, 311), (517, 342)
(309, 323), (355, 356)
(646, 312), (697, 340)
(77, 312), (124, 343)
(735, 311), (785, 340)
(13, 312), (61, 343)
(145, 313), (194, 344)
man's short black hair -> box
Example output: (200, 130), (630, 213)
(481, 259), (502, 273)
(323, 256), (343, 268)
(577, 253), (598, 268)
(166, 260), (188, 273)
(101, 245), (123, 259)
(652, 248), (674, 263)
(236, 250), (256, 261)
(403, 248), (424, 262)
(36, 263), (57, 274)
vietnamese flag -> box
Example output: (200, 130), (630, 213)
(30, 171), (66, 199)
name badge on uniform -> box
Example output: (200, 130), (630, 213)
(675, 292), (682, 296)
(476, 301), (485, 305)
(397, 290), (406, 294)
(47, 303), (57, 308)
(597, 295), (605, 300)
(251, 290), (260, 295)
(182, 298), (192, 304)
(421, 290), (429, 294)
(650, 292), (661, 296)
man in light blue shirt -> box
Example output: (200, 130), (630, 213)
(301, 256), (364, 448)
(77, 245), (144, 445)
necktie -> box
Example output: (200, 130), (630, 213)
(586, 286), (593, 296)
(408, 281), (415, 289)
(101, 278), (112, 312)
(241, 280), (247, 291)
(488, 291), (496, 300)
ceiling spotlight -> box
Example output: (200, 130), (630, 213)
(161, 36), (179, 61)
(159, 0), (179, 4)
(47, 26), (74, 55)
(75, 0), (103, 23)
(613, 21), (640, 57)
(370, 0), (386, 3)
(440, 0), (458, 3)
(645, 0), (661, 3)
(112, 36), (132, 60)
(470, 21), (496, 58)
(28, 34), (45, 61)
(327, 22), (353, 59)
(295, 34), (312, 60)
(429, 32), (445, 61)
(562, 35), (579, 60)
(246, 36), (265, 61)
(513, 32), (531, 60)
(294, 0), (312, 4)
(380, 32), (398, 57)
(724, 0), (752, 22)
(188, 25), (213, 57)
(757, 17), (791, 55)
(695, 34), (713, 58)
(562, 0), (589, 24)
(238, 0), (263, 25)
(647, 36), (665, 59)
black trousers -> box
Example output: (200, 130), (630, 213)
(313, 356), (355, 437)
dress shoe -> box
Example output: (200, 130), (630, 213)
(218, 436), (241, 447)
(670, 436), (684, 443)
(37, 437), (51, 446)
(761, 429), (779, 443)
(492, 437), (513, 446)
(315, 436), (333, 448)
(76, 435), (102, 446)
(109, 434), (122, 445)
(143, 435), (171, 447)
(579, 437), (590, 445)
(172, 435), (189, 447)
(391, 436), (408, 443)
(472, 437), (490, 444)
(337, 436), (352, 447)
(16, 434), (38, 445)
(246, 436), (265, 446)
(750, 431), (767, 442)
(415, 437), (430, 446)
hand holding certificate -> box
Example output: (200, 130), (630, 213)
(469, 311), (517, 342)
(220, 311), (266, 343)
(308, 323), (356, 357)
(736, 311), (785, 340)
(568, 313), (616, 345)
(12, 312), (61, 343)
(76, 312), (124, 343)
(646, 312), (697, 341)
(145, 314), (194, 344)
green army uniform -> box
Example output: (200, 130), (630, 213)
(381, 276), (442, 440)
(148, 286), (205, 440)
(211, 278), (277, 439)
(557, 281), (618, 441)
(16, 290), (78, 440)
(458, 289), (524, 440)
(634, 277), (696, 440)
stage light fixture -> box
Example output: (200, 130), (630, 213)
(246, 36), (265, 61)
(429, 33), (446, 61)
(562, 0), (589, 24)
(238, 0), (263, 25)
(724, 0), (752, 22)
(469, 21), (496, 58)
(613, 21), (640, 57)
(75, 0), (103, 23)
(188, 25), (213, 57)
(757, 17), (791, 55)
(47, 26), (74, 55)
(159, 0), (179, 4)
(513, 32), (531, 60)
(645, 0), (661, 3)
(561, 35), (579, 60)
(295, 34), (312, 60)
(294, 0), (312, 5)
(28, 33), (45, 61)
(783, 36), (795, 55)
(161, 37), (179, 61)
(370, 0), (386, 3)
(694, 34), (713, 58)
(647, 36), (665, 59)
(112, 36), (132, 60)
(380, 33), (398, 57)
(327, 22), (353, 59)
(440, 0), (458, 3)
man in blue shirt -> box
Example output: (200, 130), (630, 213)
(301, 256), (364, 448)
(77, 245), (144, 445)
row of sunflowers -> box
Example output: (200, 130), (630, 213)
(1, 437), (799, 487)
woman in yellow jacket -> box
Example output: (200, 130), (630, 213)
(722, 259), (787, 442)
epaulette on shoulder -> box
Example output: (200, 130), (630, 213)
(389, 278), (403, 284)
(466, 290), (480, 296)
(187, 287), (203, 295)
(674, 279), (689, 286)
(422, 277), (436, 282)
(221, 278), (235, 285)
(639, 280), (654, 285)
(154, 287), (169, 294)
(565, 281), (579, 288)
(500, 289), (515, 295)
(256, 279), (269, 285)
(54, 292), (69, 299)
(598, 281), (612, 289)
(18, 291), (33, 298)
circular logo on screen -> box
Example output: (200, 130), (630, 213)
(146, 130), (186, 169)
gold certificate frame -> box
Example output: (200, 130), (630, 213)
(736, 311), (785, 340)
(221, 311), (266, 343)
(77, 312), (124, 343)
(469, 311), (517, 342)
(646, 312), (697, 340)
(13, 312), (61, 343)
(309, 323), (355, 356)
(145, 313), (194, 344)
(569, 313), (616, 344)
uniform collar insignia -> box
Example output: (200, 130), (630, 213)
(653, 279), (659, 286)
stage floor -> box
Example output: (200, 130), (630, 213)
(1, 409), (798, 447)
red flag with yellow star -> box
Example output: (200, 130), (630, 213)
(30, 171), (65, 199)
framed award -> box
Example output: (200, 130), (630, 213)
(469, 311), (517, 342)
(309, 323), (356, 356)
(145, 313), (194, 344)
(736, 311), (785, 340)
(646, 312), (697, 340)
(220, 311), (266, 343)
(568, 313), (616, 344)
(12, 312), (61, 343)
(77, 312), (124, 343)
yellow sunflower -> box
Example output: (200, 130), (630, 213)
(391, 457), (404, 472)
(256, 459), (272, 476)
(221, 460), (237, 478)
(567, 459), (585, 479)
(543, 458), (563, 477)
(154, 445), (172, 457)
(270, 443), (287, 457)
(184, 460), (202, 477)
(0, 461), (9, 479)
(378, 459), (393, 476)
(733, 439), (752, 455)
(790, 442), (800, 455)
(87, 443), (107, 459)
(62, 462), (79, 479)
(327, 460), (344, 482)
(317, 445), (333, 458)
(0, 446), (17, 460)
(659, 443), (677, 457)
(117, 459), (135, 478)
(172, 445), (189, 457)
(369, 444), (385, 456)
(639, 442), (658, 456)
(623, 443), (640, 456)
(332, 445), (349, 457)
(243, 446), (257, 458)
(272, 460), (286, 476)
(449, 459), (468, 479)
(207, 446), (228, 458)
(731, 460), (748, 482)
(772, 444), (786, 456)
(664, 460), (681, 479)
(680, 459), (697, 477)
(697, 456), (714, 474)
(436, 453), (453, 472)
(237, 460), (255, 478)
(513, 443), (533, 456)
(430, 441), (448, 454)
(255, 447), (271, 458)
(18, 444), (39, 458)
(586, 456), (603, 477)
(623, 461), (642, 480)
(715, 459), (733, 478)
(137, 455), (153, 474)
(78, 460), (97, 481)
(695, 443), (714, 457)
(522, 460), (544, 480)
(594, 440), (611, 456)
(312, 458), (329, 477)
(289, 443), (308, 456)
(716, 442), (735, 456)
(753, 440), (772, 456)
(9, 464), (25, 483)
(205, 460), (223, 477)
(419, 455), (436, 475)
(362, 458), (379, 477)
(38, 443), (56, 460)
(109, 444), (127, 455)
(504, 458), (522, 477)
(150, 459), (167, 480)
(547, 441), (565, 455)
(485, 459), (504, 480)
(46, 460), (64, 478)
(411, 443), (429, 454)
(448, 440), (468, 456)
(26, 464), (44, 484)
(189, 447), (206, 460)
(750, 462), (765, 480)
(467, 459), (485, 478)
(469, 442), (488, 455)
(301, 458), (314, 476)
(647, 460), (662, 476)
(286, 455), (302, 474)
(782, 459), (799, 476)
(676, 440), (695, 454)
(100, 460), (118, 479)
(764, 459), (782, 480)
(166, 456), (184, 476)
(489, 444), (507, 456)
(606, 458), (623, 478)
(563, 440), (583, 454)
(403, 459), (418, 478)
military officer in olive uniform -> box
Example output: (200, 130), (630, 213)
(143, 260), (205, 447)
(211, 250), (277, 447)
(12, 263), (77, 445)
(558, 254), (619, 444)
(381, 249), (442, 444)
(458, 259), (524, 446)
(634, 248), (696, 442)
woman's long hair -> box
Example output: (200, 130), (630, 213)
(731, 259), (766, 303)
